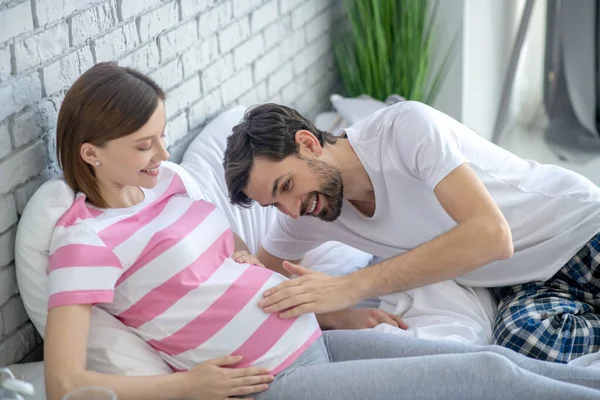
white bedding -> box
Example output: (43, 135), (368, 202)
(374, 281), (496, 346)
(10, 102), (600, 400)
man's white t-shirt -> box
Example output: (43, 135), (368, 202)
(262, 101), (600, 287)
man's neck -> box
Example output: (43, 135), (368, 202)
(326, 139), (374, 202)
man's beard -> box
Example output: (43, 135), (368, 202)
(302, 157), (344, 222)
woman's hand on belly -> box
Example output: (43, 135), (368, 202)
(181, 355), (273, 399)
(232, 250), (266, 268)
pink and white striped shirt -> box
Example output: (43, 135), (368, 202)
(47, 164), (321, 373)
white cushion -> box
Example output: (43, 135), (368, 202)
(181, 106), (270, 254)
(180, 105), (374, 275)
(329, 94), (389, 125)
(14, 171), (173, 376)
(6, 362), (46, 400)
(327, 94), (407, 129)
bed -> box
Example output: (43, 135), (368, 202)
(10, 98), (600, 398)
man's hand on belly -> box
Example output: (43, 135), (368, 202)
(258, 261), (364, 318)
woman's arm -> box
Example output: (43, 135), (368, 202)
(44, 305), (273, 400)
(44, 304), (186, 400)
(232, 232), (266, 267)
(233, 232), (250, 253)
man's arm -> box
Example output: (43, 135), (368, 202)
(257, 245), (407, 330)
(351, 162), (513, 299)
(258, 163), (513, 318)
(257, 245), (298, 277)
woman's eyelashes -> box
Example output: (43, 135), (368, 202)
(137, 134), (166, 151)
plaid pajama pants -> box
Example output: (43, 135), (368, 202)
(492, 232), (600, 364)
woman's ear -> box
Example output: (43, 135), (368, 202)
(80, 143), (100, 166)
(294, 130), (323, 157)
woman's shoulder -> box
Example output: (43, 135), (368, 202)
(157, 162), (204, 201)
(50, 198), (104, 253)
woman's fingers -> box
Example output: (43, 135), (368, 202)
(209, 355), (243, 367)
(227, 365), (272, 379)
(227, 383), (270, 398)
(232, 374), (274, 386)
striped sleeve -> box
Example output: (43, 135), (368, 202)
(48, 222), (123, 309)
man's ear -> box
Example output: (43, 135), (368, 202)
(294, 130), (322, 157)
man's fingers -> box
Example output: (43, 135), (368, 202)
(373, 310), (409, 330)
(366, 317), (380, 328)
(260, 283), (305, 306)
(368, 309), (400, 328)
(282, 261), (313, 276)
(279, 303), (314, 319)
(262, 293), (314, 313)
(390, 314), (409, 330)
(384, 316), (400, 328)
(362, 312), (393, 328)
(262, 278), (303, 298)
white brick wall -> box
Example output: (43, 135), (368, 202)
(0, 0), (342, 367)
(14, 22), (70, 72)
(71, 1), (118, 47)
(0, 45), (11, 82)
(0, 2), (34, 43)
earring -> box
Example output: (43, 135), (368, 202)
(95, 161), (101, 166)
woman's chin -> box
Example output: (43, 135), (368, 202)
(137, 171), (160, 187)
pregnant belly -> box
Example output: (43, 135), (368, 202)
(135, 261), (298, 357)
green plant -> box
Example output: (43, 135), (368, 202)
(333, 0), (457, 104)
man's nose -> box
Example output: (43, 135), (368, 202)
(281, 198), (301, 219)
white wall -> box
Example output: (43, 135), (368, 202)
(462, 0), (518, 140)
(430, 0), (464, 122)
(433, 0), (522, 141)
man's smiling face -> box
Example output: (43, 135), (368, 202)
(244, 154), (344, 222)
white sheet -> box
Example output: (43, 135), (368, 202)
(373, 281), (497, 346)
(568, 352), (600, 368)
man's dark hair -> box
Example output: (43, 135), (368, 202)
(223, 103), (338, 207)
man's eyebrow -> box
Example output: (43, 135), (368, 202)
(271, 176), (281, 198)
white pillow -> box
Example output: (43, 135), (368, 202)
(329, 94), (389, 125)
(181, 106), (272, 254)
(14, 169), (177, 376)
(6, 362), (46, 400)
(180, 105), (374, 275)
(328, 94), (407, 127)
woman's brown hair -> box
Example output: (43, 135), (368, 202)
(56, 62), (166, 208)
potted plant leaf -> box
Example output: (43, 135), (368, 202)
(333, 0), (457, 105)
